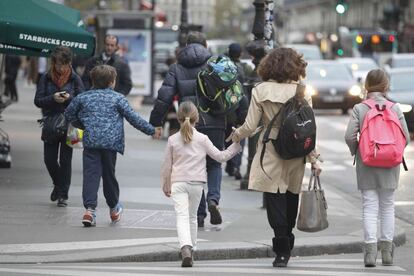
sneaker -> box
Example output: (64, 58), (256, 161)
(57, 198), (68, 207)
(50, 187), (58, 202)
(82, 209), (96, 227)
(110, 203), (123, 223)
(234, 168), (242, 180)
(208, 200), (222, 225)
(180, 245), (193, 267)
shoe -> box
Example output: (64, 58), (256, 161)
(57, 198), (67, 207)
(181, 245), (193, 267)
(379, 241), (394, 266)
(82, 209), (96, 227)
(197, 216), (204, 228)
(50, 187), (58, 202)
(234, 168), (242, 180)
(208, 200), (222, 225)
(110, 203), (123, 223)
(364, 242), (378, 267)
(272, 237), (291, 267)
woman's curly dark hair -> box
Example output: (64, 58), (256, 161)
(257, 47), (307, 82)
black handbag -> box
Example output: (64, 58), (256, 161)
(38, 113), (68, 143)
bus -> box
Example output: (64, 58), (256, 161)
(338, 27), (397, 66)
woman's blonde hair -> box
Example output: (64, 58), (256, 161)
(177, 101), (199, 144)
(365, 69), (389, 93)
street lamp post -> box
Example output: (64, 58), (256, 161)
(178, 0), (189, 48)
(241, 0), (275, 195)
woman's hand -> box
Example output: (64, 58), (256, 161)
(311, 162), (322, 176)
(53, 92), (66, 103)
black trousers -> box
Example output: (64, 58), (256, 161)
(264, 191), (299, 238)
(43, 141), (73, 199)
(4, 75), (18, 101)
(82, 148), (119, 210)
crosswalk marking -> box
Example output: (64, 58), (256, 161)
(2, 259), (409, 276)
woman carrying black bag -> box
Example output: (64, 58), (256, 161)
(34, 46), (84, 207)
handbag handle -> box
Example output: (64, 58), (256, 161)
(307, 170), (321, 191)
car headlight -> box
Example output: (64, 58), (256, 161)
(397, 103), (413, 113)
(305, 85), (317, 97)
(349, 85), (362, 96)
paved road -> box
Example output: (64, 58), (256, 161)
(0, 254), (413, 276)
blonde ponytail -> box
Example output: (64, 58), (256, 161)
(177, 102), (199, 144)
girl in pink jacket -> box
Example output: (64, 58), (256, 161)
(161, 101), (241, 267)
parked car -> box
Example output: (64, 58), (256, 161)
(285, 44), (323, 60)
(304, 60), (363, 114)
(154, 42), (178, 78)
(387, 68), (414, 132)
(338, 57), (378, 83)
(384, 53), (414, 69)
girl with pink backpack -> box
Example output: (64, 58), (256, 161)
(345, 69), (410, 267)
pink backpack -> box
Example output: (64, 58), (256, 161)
(359, 99), (406, 169)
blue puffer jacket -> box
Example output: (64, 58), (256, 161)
(65, 88), (155, 154)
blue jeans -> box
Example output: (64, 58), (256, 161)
(197, 128), (224, 219)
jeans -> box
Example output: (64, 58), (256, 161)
(361, 189), (395, 243)
(197, 128), (225, 219)
(83, 148), (119, 210)
(43, 141), (73, 199)
(171, 181), (204, 248)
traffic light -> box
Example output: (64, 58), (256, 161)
(335, 0), (348, 14)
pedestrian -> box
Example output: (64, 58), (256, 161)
(161, 101), (241, 267)
(224, 43), (252, 180)
(345, 69), (410, 267)
(4, 55), (22, 102)
(150, 31), (248, 227)
(34, 46), (84, 207)
(82, 34), (132, 96)
(231, 48), (322, 267)
(65, 65), (155, 227)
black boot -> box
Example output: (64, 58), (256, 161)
(272, 237), (291, 267)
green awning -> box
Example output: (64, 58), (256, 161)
(0, 0), (95, 57)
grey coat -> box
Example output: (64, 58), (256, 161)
(344, 92), (410, 190)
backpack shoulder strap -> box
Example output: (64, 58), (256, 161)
(362, 99), (376, 109)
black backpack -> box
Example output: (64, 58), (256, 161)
(195, 55), (244, 116)
(260, 84), (316, 177)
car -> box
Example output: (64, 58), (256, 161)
(154, 42), (178, 78)
(304, 60), (363, 114)
(337, 57), (378, 83)
(285, 44), (323, 60)
(384, 53), (414, 69)
(387, 68), (414, 132)
(207, 39), (235, 55)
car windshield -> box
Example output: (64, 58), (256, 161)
(343, 61), (377, 72)
(306, 64), (353, 81)
(392, 58), (414, 68)
(390, 72), (414, 91)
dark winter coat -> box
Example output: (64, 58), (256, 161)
(82, 53), (132, 96)
(65, 88), (155, 154)
(150, 43), (249, 129)
(34, 71), (84, 117)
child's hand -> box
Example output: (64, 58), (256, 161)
(153, 127), (163, 140)
(163, 186), (171, 197)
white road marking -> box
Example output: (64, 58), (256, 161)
(318, 140), (350, 153)
(395, 201), (414, 206)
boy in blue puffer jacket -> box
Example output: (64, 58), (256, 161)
(65, 65), (155, 227)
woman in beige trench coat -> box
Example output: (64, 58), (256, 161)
(232, 48), (321, 267)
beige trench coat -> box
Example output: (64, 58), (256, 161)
(234, 81), (318, 194)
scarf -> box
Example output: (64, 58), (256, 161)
(51, 65), (71, 89)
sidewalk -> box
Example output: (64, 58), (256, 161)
(0, 81), (407, 264)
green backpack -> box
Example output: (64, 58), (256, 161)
(196, 55), (244, 116)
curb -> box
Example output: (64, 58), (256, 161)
(85, 230), (406, 263)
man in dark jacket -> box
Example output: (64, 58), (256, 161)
(82, 35), (132, 96)
(150, 32), (248, 227)
(4, 55), (21, 102)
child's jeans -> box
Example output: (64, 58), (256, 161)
(171, 181), (204, 249)
(361, 189), (395, 244)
